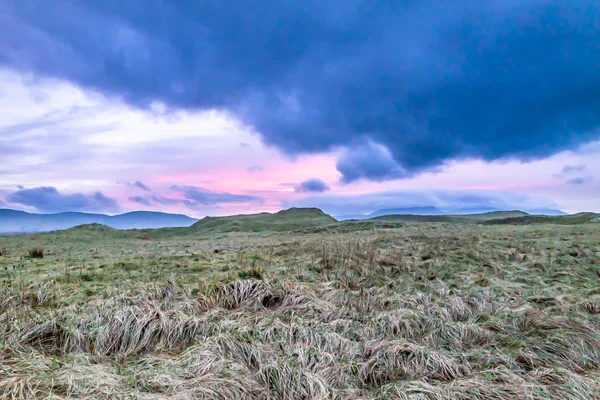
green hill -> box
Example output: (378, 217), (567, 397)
(483, 212), (599, 225)
(65, 223), (116, 232)
(189, 207), (337, 233)
(370, 210), (529, 223)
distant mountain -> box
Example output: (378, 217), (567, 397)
(484, 212), (598, 226)
(448, 207), (502, 215)
(337, 206), (489, 220)
(105, 211), (198, 229)
(0, 209), (197, 233)
(335, 214), (371, 221)
(524, 209), (567, 216)
(368, 206), (444, 218)
(372, 210), (529, 223)
(336, 206), (567, 220)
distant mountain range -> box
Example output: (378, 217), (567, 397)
(335, 207), (567, 221)
(0, 205), (571, 234)
(0, 209), (198, 233)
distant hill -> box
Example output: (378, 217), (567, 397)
(368, 206), (443, 218)
(335, 214), (369, 221)
(105, 211), (197, 229)
(0, 205), (584, 236)
(446, 207), (503, 215)
(525, 209), (568, 216)
(189, 207), (337, 233)
(483, 212), (599, 226)
(336, 207), (567, 220)
(337, 206), (443, 220)
(448, 207), (567, 216)
(0, 209), (197, 233)
(371, 210), (529, 223)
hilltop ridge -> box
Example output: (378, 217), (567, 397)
(1, 206), (596, 237)
(0, 209), (197, 233)
(190, 207), (336, 233)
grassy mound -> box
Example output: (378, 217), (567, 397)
(65, 223), (116, 232)
(189, 207), (337, 233)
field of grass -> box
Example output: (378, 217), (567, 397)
(1, 216), (600, 399)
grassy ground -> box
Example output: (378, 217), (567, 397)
(1, 221), (600, 399)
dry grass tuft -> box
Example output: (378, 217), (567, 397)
(360, 341), (471, 386)
(27, 248), (44, 259)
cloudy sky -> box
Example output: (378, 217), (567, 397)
(0, 1), (598, 217)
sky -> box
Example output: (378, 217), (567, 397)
(0, 0), (599, 217)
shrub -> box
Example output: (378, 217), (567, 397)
(28, 248), (44, 259)
(0, 248), (5, 257)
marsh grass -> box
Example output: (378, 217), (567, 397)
(1, 223), (600, 399)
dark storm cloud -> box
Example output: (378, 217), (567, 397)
(295, 178), (330, 193)
(336, 142), (410, 183)
(2, 1), (599, 181)
(7, 186), (119, 213)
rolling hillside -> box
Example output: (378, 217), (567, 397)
(0, 209), (197, 233)
(336, 207), (566, 220)
(370, 210), (529, 223)
(189, 207), (337, 233)
(1, 206), (594, 237)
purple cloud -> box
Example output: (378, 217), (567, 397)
(295, 178), (330, 193)
(562, 164), (586, 174)
(129, 195), (151, 206)
(7, 186), (119, 213)
(171, 186), (263, 207)
(566, 176), (593, 185)
(133, 181), (151, 192)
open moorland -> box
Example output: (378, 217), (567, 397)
(1, 208), (600, 399)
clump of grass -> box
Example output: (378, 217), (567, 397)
(28, 247), (44, 258)
(360, 341), (471, 386)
